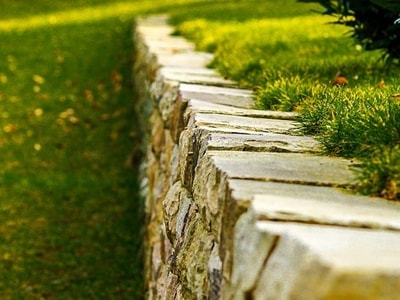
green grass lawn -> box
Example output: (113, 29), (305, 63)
(170, 0), (400, 200)
(0, 1), (143, 299)
(0, 1), (219, 298)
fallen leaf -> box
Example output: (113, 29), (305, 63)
(83, 89), (94, 101)
(34, 108), (43, 117)
(376, 79), (385, 88)
(68, 116), (79, 125)
(33, 74), (45, 84)
(3, 124), (16, 133)
(56, 119), (65, 126)
(110, 70), (122, 84)
(109, 130), (118, 141)
(33, 85), (41, 93)
(59, 108), (74, 119)
(0, 73), (8, 84)
(101, 114), (110, 121)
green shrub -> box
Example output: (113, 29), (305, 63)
(298, 0), (400, 62)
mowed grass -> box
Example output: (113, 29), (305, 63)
(0, 1), (217, 298)
(171, 0), (400, 200)
(0, 1), (175, 298)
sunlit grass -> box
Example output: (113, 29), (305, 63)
(0, 1), (152, 298)
(174, 0), (400, 199)
(0, 0), (212, 31)
(0, 2), (155, 31)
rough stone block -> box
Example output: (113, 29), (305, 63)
(189, 112), (300, 135)
(204, 132), (319, 153)
(187, 98), (297, 120)
(231, 197), (400, 299)
(192, 151), (229, 232)
(160, 66), (237, 87)
(150, 75), (181, 125)
(163, 182), (191, 242)
(150, 111), (165, 158)
(157, 52), (213, 68)
(169, 95), (188, 143)
(208, 150), (357, 188)
(180, 83), (254, 109)
(252, 191), (400, 230)
(254, 222), (400, 300)
(174, 205), (214, 299)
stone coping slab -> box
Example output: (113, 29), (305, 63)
(207, 150), (357, 187)
(204, 132), (320, 153)
(160, 66), (237, 87)
(187, 98), (298, 119)
(180, 83), (254, 109)
(156, 52), (213, 68)
(252, 193), (400, 230)
(190, 112), (300, 135)
(233, 217), (400, 299)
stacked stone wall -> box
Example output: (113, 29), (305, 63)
(133, 15), (400, 300)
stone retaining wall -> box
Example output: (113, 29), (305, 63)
(133, 15), (400, 299)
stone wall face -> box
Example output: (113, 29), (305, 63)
(133, 16), (400, 299)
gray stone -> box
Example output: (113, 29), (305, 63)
(230, 211), (278, 299)
(150, 75), (181, 125)
(189, 113), (301, 135)
(140, 37), (194, 55)
(208, 151), (357, 187)
(160, 66), (237, 87)
(187, 98), (297, 120)
(252, 192), (400, 230)
(208, 243), (223, 300)
(204, 132), (320, 153)
(252, 221), (400, 300)
(157, 52), (213, 68)
(180, 83), (254, 109)
(175, 207), (214, 300)
(169, 143), (181, 185)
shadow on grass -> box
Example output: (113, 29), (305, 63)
(0, 8), (145, 300)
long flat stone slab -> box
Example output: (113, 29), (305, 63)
(187, 99), (298, 120)
(207, 150), (357, 187)
(156, 52), (213, 68)
(180, 83), (254, 109)
(160, 66), (237, 87)
(252, 192), (400, 230)
(233, 217), (400, 299)
(138, 36), (194, 54)
(205, 132), (320, 153)
(190, 113), (300, 135)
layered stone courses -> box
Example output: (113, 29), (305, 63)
(134, 15), (400, 299)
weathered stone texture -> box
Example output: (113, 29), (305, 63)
(134, 15), (400, 300)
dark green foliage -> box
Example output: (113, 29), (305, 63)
(298, 0), (400, 62)
(371, 0), (400, 11)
